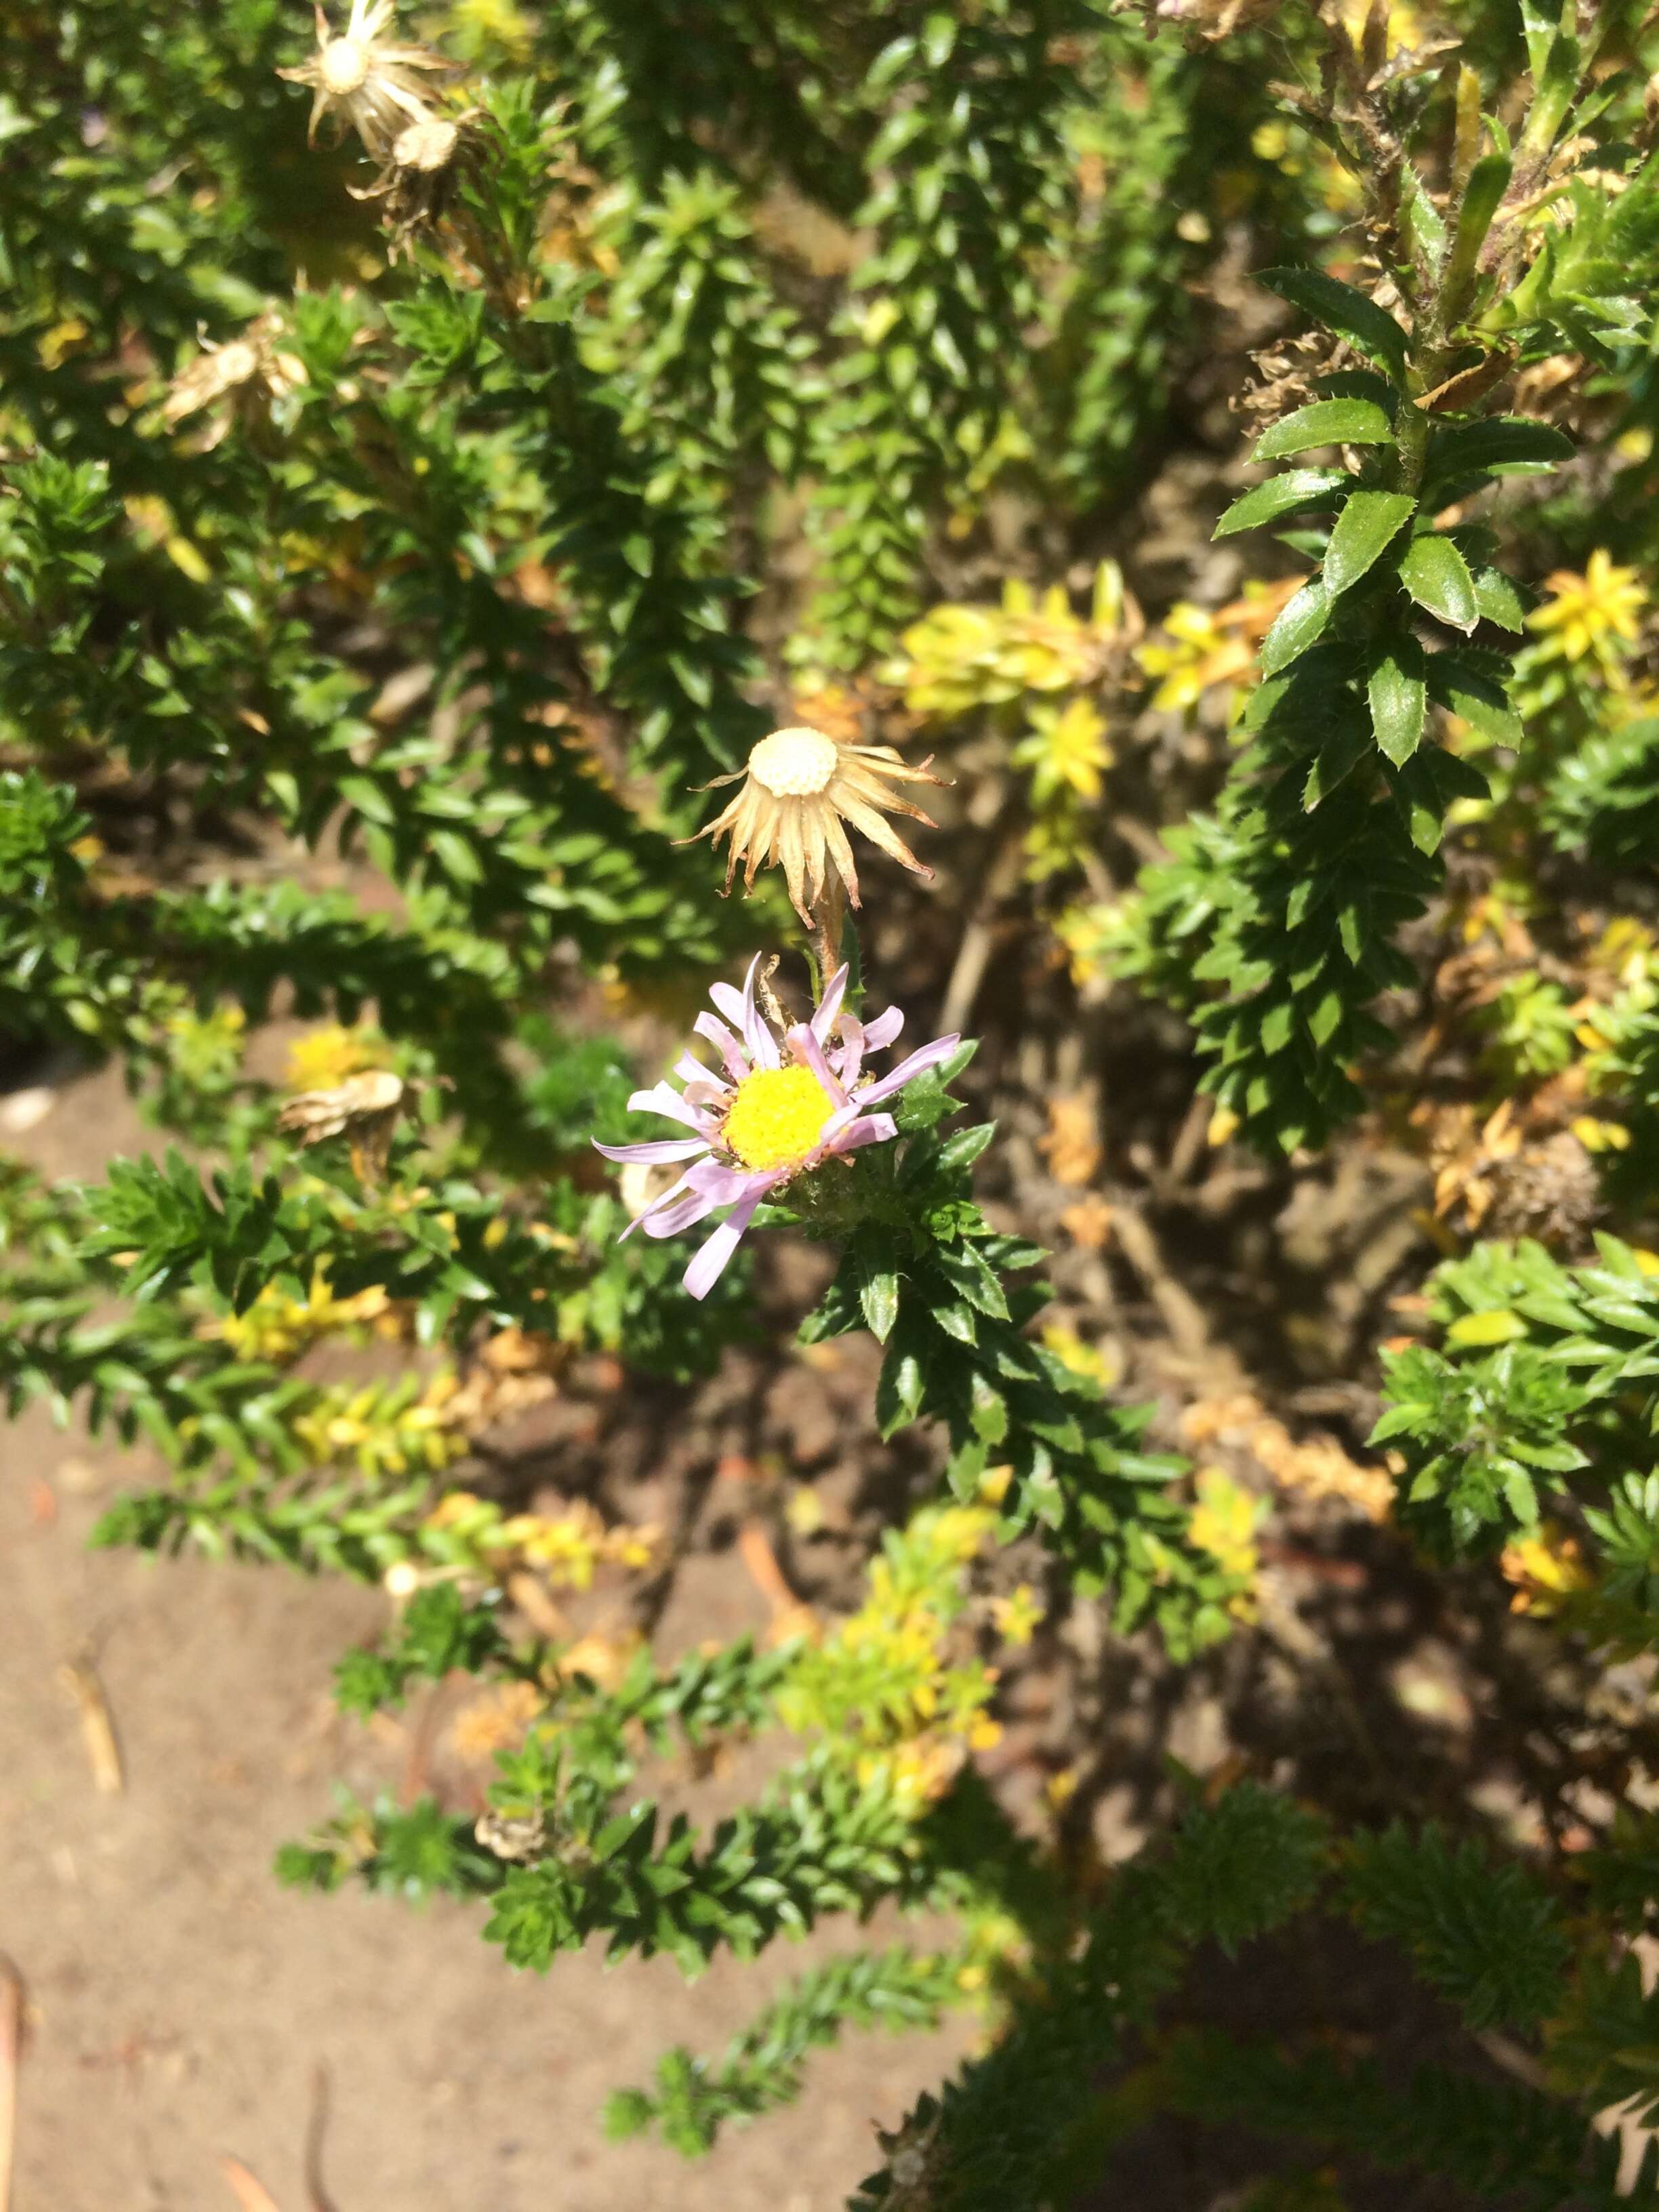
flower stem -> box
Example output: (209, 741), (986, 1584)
(811, 880), (846, 1006)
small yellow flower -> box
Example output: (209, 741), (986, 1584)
(690, 725), (943, 924)
(285, 1023), (386, 1093)
(1188, 1465), (1265, 1611)
(989, 1585), (1043, 1647)
(278, 0), (447, 162)
(1040, 1325), (1114, 1388)
(1138, 603), (1237, 714)
(1137, 579), (1299, 714)
(1012, 697), (1112, 805)
(1528, 549), (1645, 670)
(1500, 1525), (1593, 1617)
(1044, 1765), (1080, 1810)
(897, 567), (1132, 720)
(1336, 0), (1425, 54)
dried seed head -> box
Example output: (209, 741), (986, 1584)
(474, 1809), (548, 1863)
(689, 726), (945, 924)
(162, 319), (306, 439)
(747, 726), (839, 799)
(392, 115), (459, 171)
(277, 0), (448, 163)
(318, 36), (371, 94)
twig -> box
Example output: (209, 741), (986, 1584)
(58, 1655), (123, 1795)
(1475, 2028), (1551, 2093)
(304, 2064), (340, 2212)
(1107, 1200), (1212, 1361)
(0, 1956), (21, 2212)
(220, 2157), (282, 2212)
(940, 838), (1025, 1036)
(1165, 1092), (1214, 1187)
(737, 1521), (806, 1628)
(808, 880), (846, 1000)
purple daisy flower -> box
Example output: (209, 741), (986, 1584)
(594, 956), (960, 1300)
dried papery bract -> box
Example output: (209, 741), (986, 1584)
(277, 0), (447, 163)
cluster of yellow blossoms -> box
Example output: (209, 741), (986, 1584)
(775, 1504), (1040, 1813)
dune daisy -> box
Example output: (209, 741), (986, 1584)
(594, 957), (960, 1298)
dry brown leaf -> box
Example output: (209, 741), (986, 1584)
(449, 1680), (546, 1763)
(503, 1570), (569, 1642)
(1059, 1195), (1114, 1250)
(1181, 1392), (1393, 1521)
(1038, 1093), (1102, 1187)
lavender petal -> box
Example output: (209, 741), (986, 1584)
(855, 1033), (960, 1108)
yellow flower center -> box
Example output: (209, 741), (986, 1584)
(319, 36), (371, 94)
(722, 1065), (836, 1172)
(747, 726), (838, 800)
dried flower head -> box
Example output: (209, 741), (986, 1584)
(474, 1807), (548, 1862)
(162, 319), (306, 445)
(691, 725), (943, 924)
(278, 1069), (408, 1179)
(1112, 0), (1279, 33)
(278, 0), (447, 162)
(351, 107), (483, 253)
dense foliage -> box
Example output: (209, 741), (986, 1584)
(9, 0), (1659, 2202)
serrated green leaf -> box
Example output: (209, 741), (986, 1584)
(1214, 468), (1349, 539)
(1253, 399), (1396, 464)
(1261, 1002), (1293, 1054)
(937, 1122), (996, 1174)
(1261, 579), (1332, 675)
(1427, 653), (1521, 744)
(1260, 266), (1409, 380)
(1399, 535), (1479, 632)
(1309, 989), (1344, 1046)
(1324, 491), (1416, 596)
(1368, 635), (1428, 765)
(1449, 152), (1513, 281)
(930, 1300), (977, 1347)
(1304, 719), (1372, 809)
(935, 1241), (1009, 1321)
(1427, 416), (1574, 485)
(856, 1251), (900, 1343)
(1471, 567), (1531, 632)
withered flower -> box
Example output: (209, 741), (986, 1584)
(278, 1069), (408, 1180)
(278, 0), (447, 163)
(351, 110), (483, 255)
(691, 725), (943, 925)
(163, 319), (305, 446)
